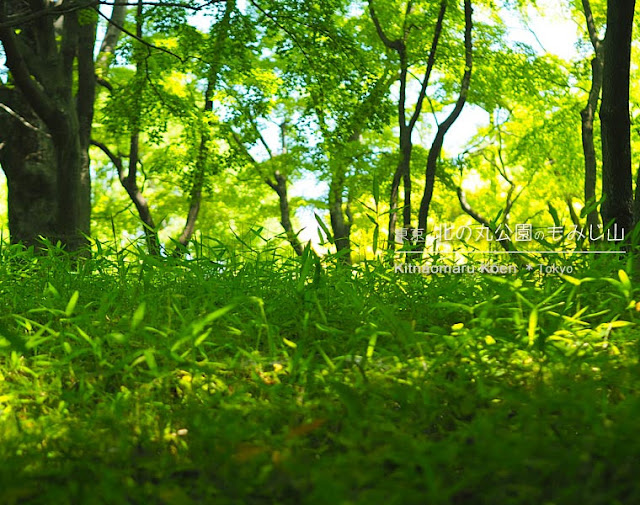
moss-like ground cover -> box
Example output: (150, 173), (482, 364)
(0, 243), (639, 504)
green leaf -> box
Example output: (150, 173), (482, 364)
(372, 174), (380, 206)
(366, 332), (377, 359)
(283, 337), (297, 349)
(619, 270), (632, 292)
(131, 302), (146, 330)
(314, 213), (334, 244)
(143, 349), (157, 371)
(547, 202), (560, 228)
(528, 307), (538, 346)
(605, 320), (633, 328)
(372, 225), (379, 254)
(191, 304), (236, 336)
(194, 329), (211, 347)
(65, 291), (79, 317)
(297, 243), (314, 292)
(560, 274), (582, 286)
(204, 304), (236, 324)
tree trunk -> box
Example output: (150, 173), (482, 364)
(126, 133), (161, 255)
(127, 0), (161, 256)
(0, 3), (97, 251)
(387, 161), (403, 251)
(173, 79), (213, 256)
(416, 0), (473, 251)
(328, 168), (352, 264)
(600, 0), (635, 234)
(173, 0), (236, 255)
(0, 89), (57, 246)
(368, 0), (447, 250)
(270, 172), (304, 257)
(90, 138), (161, 255)
(580, 0), (603, 237)
(581, 56), (602, 237)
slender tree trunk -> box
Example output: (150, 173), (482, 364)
(127, 133), (161, 255)
(125, 0), (161, 255)
(387, 163), (403, 250)
(230, 123), (304, 258)
(97, 5), (127, 73)
(401, 132), (413, 231)
(600, 0), (635, 234)
(328, 167), (352, 264)
(389, 51), (412, 249)
(386, 59), (410, 251)
(581, 56), (602, 236)
(580, 0), (603, 238)
(174, 171), (204, 254)
(369, 0), (447, 250)
(173, 79), (213, 256)
(173, 0), (236, 255)
(91, 1), (161, 255)
(268, 172), (304, 257)
(90, 139), (160, 255)
(416, 0), (473, 251)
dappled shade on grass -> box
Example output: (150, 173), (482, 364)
(0, 243), (639, 504)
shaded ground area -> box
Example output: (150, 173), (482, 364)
(0, 244), (638, 504)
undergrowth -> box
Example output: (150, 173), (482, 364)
(0, 240), (639, 504)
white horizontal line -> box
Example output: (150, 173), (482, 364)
(395, 250), (626, 255)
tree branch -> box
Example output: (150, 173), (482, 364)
(94, 6), (186, 62)
(408, 0), (447, 131)
(0, 0), (98, 29)
(456, 187), (516, 254)
(0, 4), (59, 127)
(90, 139), (124, 176)
(96, 3), (127, 73)
(417, 0), (473, 237)
(98, 0), (224, 9)
(581, 0), (601, 51)
(368, 0), (402, 51)
(0, 102), (51, 136)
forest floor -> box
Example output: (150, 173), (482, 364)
(0, 242), (639, 504)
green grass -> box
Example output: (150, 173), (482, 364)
(0, 241), (639, 504)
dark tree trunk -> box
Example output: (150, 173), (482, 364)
(600, 0), (635, 234)
(91, 2), (161, 256)
(580, 0), (603, 237)
(0, 2), (97, 251)
(0, 89), (57, 246)
(581, 56), (602, 236)
(387, 161), (402, 250)
(90, 138), (160, 256)
(174, 0), (235, 256)
(328, 167), (352, 264)
(268, 171), (304, 257)
(416, 0), (473, 251)
(77, 18), (97, 241)
(368, 0), (447, 250)
(174, 174), (204, 255)
(173, 78), (213, 256)
(126, 0), (161, 256)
